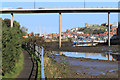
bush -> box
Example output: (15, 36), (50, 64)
(2, 20), (24, 75)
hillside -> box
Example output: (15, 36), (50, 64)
(78, 26), (107, 34)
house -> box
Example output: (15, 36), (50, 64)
(71, 27), (79, 32)
(23, 33), (31, 38)
(101, 23), (108, 26)
(101, 23), (112, 27)
(111, 27), (118, 35)
(77, 31), (84, 34)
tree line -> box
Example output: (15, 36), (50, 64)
(1, 18), (25, 75)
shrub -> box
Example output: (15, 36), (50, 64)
(2, 19), (24, 75)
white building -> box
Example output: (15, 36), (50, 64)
(77, 31), (84, 34)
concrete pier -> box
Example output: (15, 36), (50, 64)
(11, 13), (13, 27)
(59, 13), (61, 48)
(108, 12), (110, 46)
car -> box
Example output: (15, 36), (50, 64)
(38, 7), (44, 9)
(17, 7), (23, 9)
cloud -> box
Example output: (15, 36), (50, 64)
(1, 0), (120, 2)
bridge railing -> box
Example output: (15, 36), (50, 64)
(1, 6), (118, 10)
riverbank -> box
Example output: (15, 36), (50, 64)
(44, 42), (120, 53)
(43, 51), (69, 78)
(43, 50), (119, 79)
(42, 41), (120, 79)
(51, 54), (119, 78)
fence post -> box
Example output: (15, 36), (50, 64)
(34, 44), (36, 53)
(25, 42), (27, 48)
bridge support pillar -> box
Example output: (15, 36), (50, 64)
(11, 13), (13, 27)
(108, 12), (110, 46)
(59, 13), (61, 48)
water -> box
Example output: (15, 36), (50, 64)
(53, 52), (120, 61)
(52, 51), (119, 76)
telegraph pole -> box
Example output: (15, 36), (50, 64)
(84, 0), (85, 8)
(34, 0), (35, 9)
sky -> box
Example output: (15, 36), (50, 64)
(1, 0), (120, 2)
(1, 2), (119, 34)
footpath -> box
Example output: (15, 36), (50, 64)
(16, 50), (36, 80)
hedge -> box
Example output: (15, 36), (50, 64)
(2, 19), (24, 75)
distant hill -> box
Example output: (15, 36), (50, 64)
(78, 26), (107, 34)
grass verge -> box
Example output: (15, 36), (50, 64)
(37, 61), (41, 79)
(44, 50), (69, 78)
(2, 51), (24, 79)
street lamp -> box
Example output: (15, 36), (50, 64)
(84, 0), (85, 8)
(34, 0), (35, 9)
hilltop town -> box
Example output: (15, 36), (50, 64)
(34, 22), (118, 42)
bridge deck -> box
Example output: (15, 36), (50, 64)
(1, 8), (120, 13)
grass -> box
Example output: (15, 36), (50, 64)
(37, 61), (41, 79)
(44, 50), (69, 78)
(2, 52), (24, 79)
(87, 26), (107, 30)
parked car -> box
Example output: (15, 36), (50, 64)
(17, 7), (23, 9)
(38, 7), (44, 9)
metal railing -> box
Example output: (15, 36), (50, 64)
(1, 6), (118, 9)
(26, 43), (45, 80)
(41, 46), (45, 80)
(34, 45), (45, 80)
